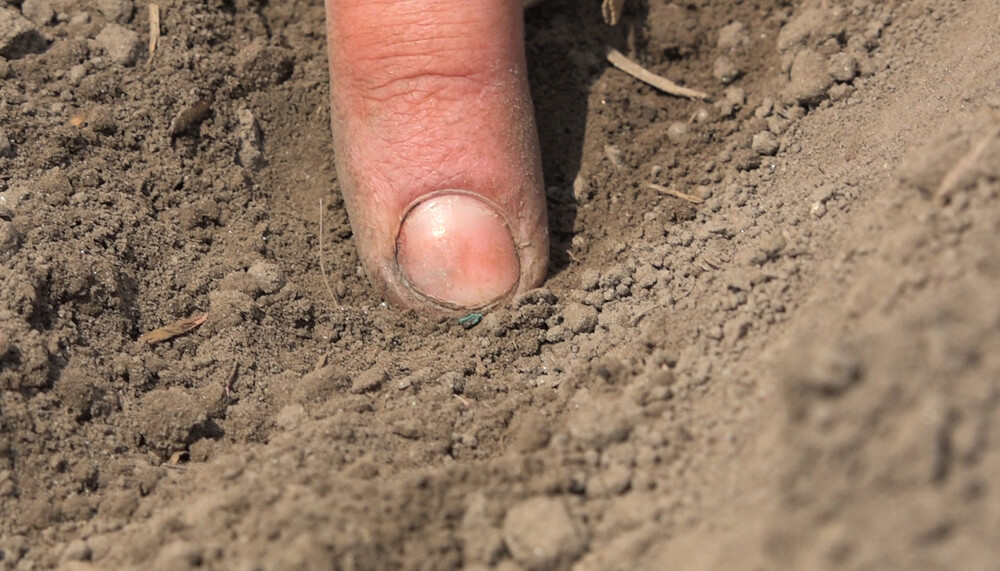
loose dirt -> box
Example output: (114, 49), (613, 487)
(1, 0), (999, 569)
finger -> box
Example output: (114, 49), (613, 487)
(324, 0), (549, 313)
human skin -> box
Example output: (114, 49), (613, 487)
(323, 0), (549, 314)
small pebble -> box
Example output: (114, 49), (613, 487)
(68, 63), (86, 84)
(755, 98), (774, 119)
(97, 0), (133, 24)
(725, 87), (746, 107)
(248, 261), (285, 294)
(752, 131), (780, 156)
(713, 55), (740, 84)
(786, 49), (833, 105)
(69, 11), (90, 25)
(717, 21), (749, 50)
(828, 52), (858, 82)
(563, 302), (598, 335)
(828, 83), (854, 102)
(95, 23), (140, 66)
(237, 38), (294, 91)
(20, 0), (54, 26)
(811, 201), (827, 218)
(503, 497), (586, 570)
(666, 122), (689, 144)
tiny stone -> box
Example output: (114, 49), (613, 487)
(751, 131), (780, 156)
(21, 0), (54, 26)
(733, 149), (762, 171)
(725, 87), (746, 107)
(562, 302), (598, 334)
(786, 49), (833, 106)
(755, 98), (774, 119)
(767, 116), (789, 135)
(666, 122), (689, 144)
(785, 105), (807, 120)
(0, 8), (44, 59)
(811, 201), (827, 218)
(96, 0), (133, 24)
(717, 21), (748, 50)
(713, 55), (740, 84)
(579, 268), (600, 291)
(828, 83), (854, 102)
(237, 38), (294, 91)
(248, 261), (285, 294)
(68, 63), (86, 83)
(828, 52), (858, 82)
(69, 11), (89, 25)
(95, 23), (140, 66)
(274, 404), (306, 431)
(503, 497), (586, 570)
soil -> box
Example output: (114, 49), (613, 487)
(1, 0), (999, 569)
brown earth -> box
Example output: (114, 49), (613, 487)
(1, 0), (999, 569)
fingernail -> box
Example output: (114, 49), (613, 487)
(396, 191), (520, 310)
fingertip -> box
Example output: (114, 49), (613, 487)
(396, 191), (520, 310)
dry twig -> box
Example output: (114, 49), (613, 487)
(139, 313), (208, 344)
(647, 182), (705, 204)
(146, 4), (160, 70)
(606, 47), (710, 101)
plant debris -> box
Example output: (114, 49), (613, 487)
(139, 313), (209, 344)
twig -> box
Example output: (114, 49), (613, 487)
(319, 198), (339, 305)
(647, 182), (705, 204)
(145, 4), (160, 71)
(606, 47), (710, 101)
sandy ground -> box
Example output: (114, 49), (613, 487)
(1, 0), (999, 568)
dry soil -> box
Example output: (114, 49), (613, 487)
(1, 0), (999, 569)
